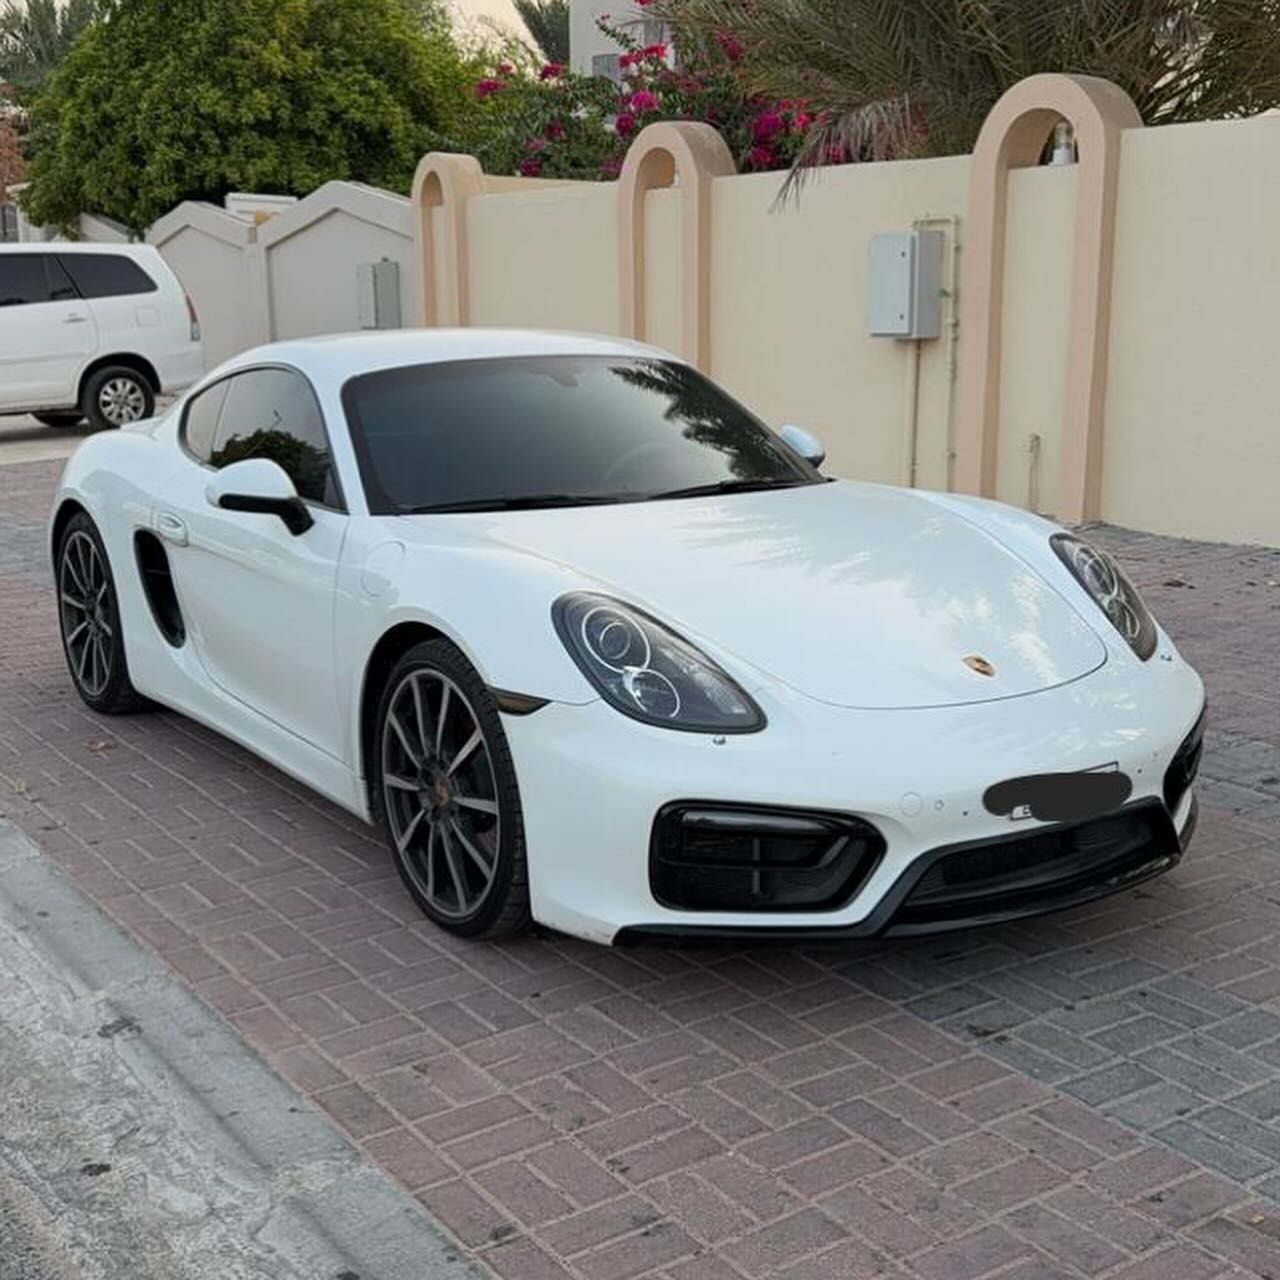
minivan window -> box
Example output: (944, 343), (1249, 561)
(211, 368), (341, 509)
(59, 253), (157, 299)
(0, 254), (51, 307)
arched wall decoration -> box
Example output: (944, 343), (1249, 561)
(953, 74), (1142, 521)
(617, 121), (735, 371)
(411, 153), (485, 327)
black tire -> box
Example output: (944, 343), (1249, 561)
(34, 411), (85, 428)
(82, 365), (155, 431)
(56, 512), (149, 715)
(372, 639), (531, 939)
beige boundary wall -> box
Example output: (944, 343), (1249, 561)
(408, 78), (1280, 549)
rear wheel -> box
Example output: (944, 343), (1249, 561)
(373, 640), (531, 938)
(34, 411), (84, 428)
(57, 513), (148, 715)
(82, 365), (154, 430)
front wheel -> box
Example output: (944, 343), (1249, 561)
(373, 640), (531, 938)
(82, 366), (154, 430)
(57, 513), (148, 714)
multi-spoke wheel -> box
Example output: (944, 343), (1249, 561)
(375, 640), (530, 938)
(82, 365), (155, 432)
(57, 513), (147, 715)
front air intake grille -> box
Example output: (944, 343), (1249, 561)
(1163, 705), (1206, 816)
(650, 803), (885, 912)
(891, 801), (1178, 930)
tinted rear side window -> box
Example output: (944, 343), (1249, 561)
(58, 253), (158, 299)
(0, 255), (52, 307)
(182, 380), (231, 464)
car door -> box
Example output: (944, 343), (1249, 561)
(0, 252), (97, 410)
(57, 250), (163, 353)
(156, 366), (349, 758)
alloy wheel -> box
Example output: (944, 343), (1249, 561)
(59, 530), (114, 698)
(381, 670), (502, 921)
(98, 377), (148, 425)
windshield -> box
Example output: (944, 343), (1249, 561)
(341, 355), (821, 514)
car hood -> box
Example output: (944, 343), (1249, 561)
(412, 480), (1108, 710)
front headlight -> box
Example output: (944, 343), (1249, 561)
(1051, 533), (1157, 660)
(553, 592), (765, 733)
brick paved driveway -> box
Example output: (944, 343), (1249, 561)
(3, 456), (1280, 1279)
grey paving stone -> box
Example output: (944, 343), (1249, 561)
(1090, 1016), (1185, 1057)
(982, 1037), (1077, 1085)
(1193, 1106), (1280, 1164)
(1132, 1047), (1248, 1102)
(1150, 976), (1253, 1022)
(1062, 1063), (1163, 1108)
(1152, 1121), (1275, 1182)
(1169, 1033), (1277, 1086)
(1204, 1010), (1280, 1051)
(1017, 1022), (1116, 1071)
(1232, 1080), (1280, 1123)
(1104, 1084), (1202, 1132)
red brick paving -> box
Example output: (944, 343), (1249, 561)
(3, 458), (1280, 1278)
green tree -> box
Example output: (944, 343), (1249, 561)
(513, 0), (570, 65)
(657, 0), (1280, 193)
(0, 0), (100, 98)
(21, 0), (475, 233)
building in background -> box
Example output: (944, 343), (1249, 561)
(570, 0), (668, 79)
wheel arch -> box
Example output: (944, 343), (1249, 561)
(78, 352), (161, 402)
(50, 497), (89, 573)
(358, 621), (448, 806)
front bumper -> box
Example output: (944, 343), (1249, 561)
(504, 641), (1206, 946)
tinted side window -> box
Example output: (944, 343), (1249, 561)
(58, 253), (158, 299)
(212, 368), (339, 508)
(45, 256), (79, 302)
(182, 380), (230, 464)
(0, 254), (52, 307)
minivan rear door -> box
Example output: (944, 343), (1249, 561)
(0, 252), (98, 411)
(58, 251), (164, 354)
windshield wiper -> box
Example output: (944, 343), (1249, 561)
(644, 478), (811, 502)
(402, 493), (640, 514)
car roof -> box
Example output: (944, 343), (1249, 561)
(215, 328), (680, 384)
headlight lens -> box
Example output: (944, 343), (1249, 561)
(1051, 533), (1157, 660)
(553, 593), (765, 732)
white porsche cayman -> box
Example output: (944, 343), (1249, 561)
(50, 330), (1206, 945)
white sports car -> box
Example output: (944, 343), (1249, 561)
(50, 330), (1206, 945)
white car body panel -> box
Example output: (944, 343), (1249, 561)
(0, 242), (203, 416)
(49, 329), (1206, 944)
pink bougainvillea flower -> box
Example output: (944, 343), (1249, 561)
(545, 120), (567, 141)
(540, 62), (565, 80)
(716, 30), (743, 62)
(752, 111), (784, 143)
(619, 50), (639, 68)
(614, 111), (637, 138)
(474, 78), (505, 98)
(642, 43), (668, 60)
(628, 89), (660, 113)
(519, 156), (544, 177)
(791, 111), (813, 132)
(601, 155), (624, 178)
(749, 145), (778, 169)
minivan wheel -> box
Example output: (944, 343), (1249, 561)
(34, 411), (85, 428)
(83, 366), (154, 430)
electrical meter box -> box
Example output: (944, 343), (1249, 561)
(868, 230), (944, 339)
(357, 259), (402, 330)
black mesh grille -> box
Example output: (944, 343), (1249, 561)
(893, 802), (1178, 929)
(650, 804), (884, 913)
(1163, 706), (1206, 816)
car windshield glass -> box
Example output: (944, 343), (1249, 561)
(341, 355), (821, 515)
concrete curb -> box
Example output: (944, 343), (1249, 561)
(0, 819), (489, 1280)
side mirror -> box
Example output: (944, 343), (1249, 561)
(206, 458), (314, 536)
(779, 424), (826, 469)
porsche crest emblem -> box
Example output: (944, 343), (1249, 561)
(963, 655), (996, 678)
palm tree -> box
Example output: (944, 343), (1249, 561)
(0, 0), (101, 97)
(656, 0), (1280, 194)
(514, 0), (570, 65)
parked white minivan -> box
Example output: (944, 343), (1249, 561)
(0, 243), (203, 430)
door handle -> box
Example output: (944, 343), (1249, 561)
(63, 314), (89, 324)
(155, 512), (188, 546)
